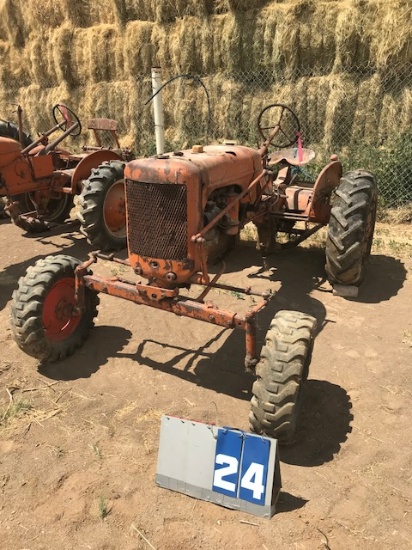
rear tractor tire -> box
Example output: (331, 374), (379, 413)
(24, 192), (74, 224)
(78, 160), (127, 251)
(10, 255), (99, 362)
(249, 310), (317, 445)
(0, 119), (32, 147)
(325, 170), (377, 286)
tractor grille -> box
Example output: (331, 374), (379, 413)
(126, 180), (188, 259)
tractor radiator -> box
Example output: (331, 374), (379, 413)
(126, 180), (188, 259)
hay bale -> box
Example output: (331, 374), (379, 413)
(167, 17), (208, 74)
(153, 0), (210, 23)
(0, 0), (410, 162)
(0, 0), (27, 47)
(370, 0), (412, 72)
(114, 0), (156, 25)
(27, 30), (58, 88)
(350, 74), (382, 146)
(124, 21), (156, 74)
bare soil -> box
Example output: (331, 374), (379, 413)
(0, 218), (411, 550)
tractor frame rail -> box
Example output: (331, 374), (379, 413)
(75, 253), (272, 371)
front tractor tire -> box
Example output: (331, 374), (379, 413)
(78, 161), (127, 251)
(325, 170), (377, 286)
(249, 310), (317, 445)
(10, 255), (99, 362)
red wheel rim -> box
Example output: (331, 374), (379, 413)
(42, 278), (81, 342)
(103, 181), (126, 237)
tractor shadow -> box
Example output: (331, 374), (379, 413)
(280, 380), (353, 467)
(230, 239), (406, 304)
(38, 239), (353, 466)
(0, 222), (107, 312)
(32, 240), (396, 467)
(128, 327), (352, 467)
(360, 254), (407, 303)
(38, 326), (133, 380)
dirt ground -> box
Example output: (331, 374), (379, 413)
(0, 217), (411, 550)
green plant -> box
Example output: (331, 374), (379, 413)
(90, 443), (103, 460)
(343, 131), (412, 207)
(98, 496), (109, 520)
(1, 399), (32, 424)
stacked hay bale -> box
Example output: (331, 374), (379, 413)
(0, 0), (410, 164)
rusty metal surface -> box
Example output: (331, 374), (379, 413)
(87, 118), (118, 132)
(73, 249), (271, 367)
(70, 149), (123, 192)
(125, 145), (265, 205)
(83, 273), (262, 325)
(192, 170), (266, 243)
(284, 187), (313, 212)
(124, 146), (268, 286)
(0, 138), (21, 168)
(126, 180), (188, 259)
(308, 160), (342, 222)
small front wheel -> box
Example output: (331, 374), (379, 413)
(10, 255), (99, 362)
(249, 310), (317, 444)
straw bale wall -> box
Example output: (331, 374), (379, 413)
(0, 0), (410, 155)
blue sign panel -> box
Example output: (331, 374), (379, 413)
(239, 434), (270, 505)
(212, 428), (243, 497)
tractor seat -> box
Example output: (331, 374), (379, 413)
(271, 147), (315, 166)
(86, 118), (120, 149)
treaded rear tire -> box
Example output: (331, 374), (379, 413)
(10, 255), (99, 362)
(0, 119), (32, 147)
(325, 170), (377, 286)
(24, 193), (74, 223)
(78, 160), (126, 251)
(249, 310), (317, 444)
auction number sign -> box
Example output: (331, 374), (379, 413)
(212, 429), (270, 505)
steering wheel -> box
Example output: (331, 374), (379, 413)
(257, 103), (301, 148)
(52, 104), (82, 137)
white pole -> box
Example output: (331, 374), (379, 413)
(151, 67), (165, 155)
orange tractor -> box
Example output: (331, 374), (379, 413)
(0, 104), (131, 250)
(10, 104), (377, 443)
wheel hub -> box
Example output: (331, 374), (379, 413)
(103, 180), (126, 236)
(42, 278), (81, 341)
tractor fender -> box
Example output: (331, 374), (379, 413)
(0, 137), (21, 168)
(71, 150), (123, 192)
(307, 160), (343, 223)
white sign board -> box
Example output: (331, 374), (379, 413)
(156, 415), (281, 518)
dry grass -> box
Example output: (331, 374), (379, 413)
(241, 220), (412, 260)
(376, 204), (412, 224)
(0, 379), (69, 433)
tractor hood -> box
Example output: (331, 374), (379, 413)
(124, 144), (263, 195)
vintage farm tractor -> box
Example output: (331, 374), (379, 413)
(0, 104), (131, 250)
(10, 104), (377, 443)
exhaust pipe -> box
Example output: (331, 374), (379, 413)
(151, 67), (165, 155)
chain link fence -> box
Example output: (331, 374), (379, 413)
(6, 63), (411, 209)
(126, 64), (411, 209)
